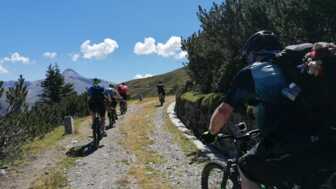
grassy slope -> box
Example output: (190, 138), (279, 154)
(125, 67), (190, 99)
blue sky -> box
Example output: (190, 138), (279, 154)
(0, 0), (221, 82)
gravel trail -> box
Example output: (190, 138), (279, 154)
(67, 100), (205, 189)
(67, 106), (139, 189)
(149, 104), (204, 189)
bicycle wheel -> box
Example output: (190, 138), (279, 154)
(201, 162), (240, 189)
(159, 95), (164, 106)
(92, 118), (100, 148)
(107, 112), (114, 128)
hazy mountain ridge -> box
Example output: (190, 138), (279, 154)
(0, 69), (111, 113)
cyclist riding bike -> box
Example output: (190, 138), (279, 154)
(105, 83), (121, 127)
(202, 30), (336, 188)
(88, 78), (107, 137)
(157, 81), (165, 106)
(117, 83), (128, 114)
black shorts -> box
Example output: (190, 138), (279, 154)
(238, 137), (336, 186)
(120, 94), (127, 100)
(89, 101), (106, 117)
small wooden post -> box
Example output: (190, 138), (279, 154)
(64, 116), (74, 134)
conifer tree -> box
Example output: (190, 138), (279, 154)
(6, 75), (28, 114)
(40, 64), (76, 104)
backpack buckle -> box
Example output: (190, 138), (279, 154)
(310, 135), (319, 143)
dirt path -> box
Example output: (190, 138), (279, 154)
(68, 98), (204, 189)
(1, 98), (204, 189)
(67, 105), (139, 189)
(149, 101), (204, 189)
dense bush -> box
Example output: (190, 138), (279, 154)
(182, 0), (336, 93)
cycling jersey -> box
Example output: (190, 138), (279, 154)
(157, 84), (165, 95)
(88, 86), (106, 115)
(225, 61), (287, 132)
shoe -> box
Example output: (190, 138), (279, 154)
(102, 131), (107, 137)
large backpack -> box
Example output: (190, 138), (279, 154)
(89, 86), (105, 105)
(272, 42), (336, 130)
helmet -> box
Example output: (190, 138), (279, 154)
(92, 78), (101, 86)
(242, 30), (282, 61)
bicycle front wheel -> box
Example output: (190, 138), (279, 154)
(201, 162), (240, 189)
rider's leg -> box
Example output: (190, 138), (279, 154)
(239, 168), (260, 189)
(90, 111), (95, 125)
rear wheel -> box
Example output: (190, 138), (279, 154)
(92, 118), (101, 148)
(107, 111), (115, 128)
(159, 94), (165, 106)
(201, 162), (240, 189)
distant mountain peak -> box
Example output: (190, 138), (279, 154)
(62, 68), (81, 78)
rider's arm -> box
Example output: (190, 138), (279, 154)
(208, 68), (255, 135)
(209, 102), (234, 135)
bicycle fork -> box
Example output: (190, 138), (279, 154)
(222, 160), (240, 189)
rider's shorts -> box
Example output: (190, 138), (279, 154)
(120, 93), (127, 100)
(238, 136), (336, 186)
(89, 101), (106, 118)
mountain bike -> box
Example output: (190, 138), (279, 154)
(92, 113), (102, 148)
(159, 93), (165, 106)
(120, 99), (127, 115)
(107, 108), (117, 129)
(201, 122), (336, 189)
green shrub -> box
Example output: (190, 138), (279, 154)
(182, 0), (336, 93)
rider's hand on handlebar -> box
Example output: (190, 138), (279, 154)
(201, 131), (216, 144)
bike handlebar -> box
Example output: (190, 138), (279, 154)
(217, 129), (261, 140)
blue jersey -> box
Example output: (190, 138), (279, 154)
(88, 86), (105, 104)
(225, 61), (287, 132)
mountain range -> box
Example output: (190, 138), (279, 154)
(0, 69), (110, 113)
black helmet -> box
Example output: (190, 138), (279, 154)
(242, 30), (282, 59)
(92, 78), (101, 86)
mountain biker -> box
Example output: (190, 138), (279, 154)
(88, 78), (107, 137)
(105, 83), (121, 126)
(201, 30), (336, 188)
(117, 82), (128, 114)
(157, 81), (165, 104)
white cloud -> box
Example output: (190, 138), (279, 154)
(80, 38), (119, 59)
(134, 37), (157, 55)
(1, 52), (30, 64)
(134, 73), (153, 79)
(175, 50), (188, 59)
(157, 36), (182, 57)
(134, 36), (187, 60)
(0, 64), (8, 74)
(71, 53), (80, 62)
(43, 52), (57, 59)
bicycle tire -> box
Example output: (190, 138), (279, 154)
(201, 162), (240, 189)
(92, 118), (101, 148)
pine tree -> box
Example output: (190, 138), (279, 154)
(0, 81), (4, 98)
(0, 81), (4, 111)
(6, 75), (28, 114)
(40, 64), (76, 104)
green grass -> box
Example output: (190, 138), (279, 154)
(180, 91), (205, 103)
(119, 99), (172, 189)
(163, 109), (198, 155)
(22, 117), (86, 157)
